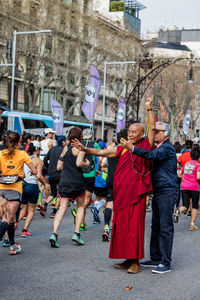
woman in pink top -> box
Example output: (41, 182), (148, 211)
(174, 148), (200, 230)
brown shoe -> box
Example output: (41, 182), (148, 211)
(114, 259), (133, 269)
(127, 263), (141, 274)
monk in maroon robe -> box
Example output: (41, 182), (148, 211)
(72, 98), (155, 274)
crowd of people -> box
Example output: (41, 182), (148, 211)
(0, 98), (199, 275)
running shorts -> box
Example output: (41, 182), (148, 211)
(84, 177), (95, 193)
(21, 184), (40, 205)
(181, 190), (199, 209)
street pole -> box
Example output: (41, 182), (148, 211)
(10, 29), (52, 111)
(102, 61), (107, 140)
(10, 30), (16, 111)
(101, 60), (136, 140)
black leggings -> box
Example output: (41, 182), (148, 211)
(182, 190), (199, 210)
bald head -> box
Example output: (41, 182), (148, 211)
(128, 123), (144, 145)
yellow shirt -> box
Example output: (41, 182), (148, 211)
(0, 149), (32, 193)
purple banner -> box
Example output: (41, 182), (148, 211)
(116, 97), (126, 133)
(82, 65), (100, 122)
(51, 100), (63, 136)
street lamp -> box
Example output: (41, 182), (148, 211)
(10, 29), (52, 111)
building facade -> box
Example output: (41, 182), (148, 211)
(0, 0), (143, 143)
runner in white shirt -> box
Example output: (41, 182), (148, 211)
(40, 128), (56, 160)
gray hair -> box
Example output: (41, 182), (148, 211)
(156, 122), (171, 137)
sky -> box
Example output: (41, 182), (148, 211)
(140, 0), (200, 34)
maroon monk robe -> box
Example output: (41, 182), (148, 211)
(109, 137), (152, 260)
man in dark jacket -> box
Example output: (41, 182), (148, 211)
(120, 121), (178, 274)
(41, 135), (66, 217)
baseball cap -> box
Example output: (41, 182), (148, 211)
(192, 137), (199, 143)
(44, 128), (56, 135)
(57, 135), (66, 145)
(83, 128), (93, 140)
(32, 140), (42, 149)
(98, 141), (106, 149)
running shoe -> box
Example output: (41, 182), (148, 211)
(102, 228), (109, 242)
(49, 233), (60, 248)
(50, 211), (56, 218)
(71, 208), (77, 225)
(23, 212), (29, 220)
(189, 225), (198, 231)
(21, 230), (31, 237)
(40, 203), (47, 217)
(9, 242), (21, 255)
(80, 224), (86, 231)
(71, 233), (85, 245)
(36, 204), (42, 211)
(91, 207), (101, 224)
(187, 211), (191, 217)
(2, 238), (10, 247)
(173, 208), (180, 223)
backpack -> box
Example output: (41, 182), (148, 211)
(82, 140), (95, 173)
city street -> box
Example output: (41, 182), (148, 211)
(0, 205), (200, 300)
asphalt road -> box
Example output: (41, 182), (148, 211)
(0, 205), (200, 300)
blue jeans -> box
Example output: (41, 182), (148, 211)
(150, 190), (178, 266)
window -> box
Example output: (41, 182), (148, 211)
(45, 66), (53, 79)
(80, 49), (88, 64)
(80, 77), (86, 88)
(68, 45), (76, 63)
(67, 73), (75, 86)
(105, 103), (109, 115)
(43, 88), (56, 112)
(66, 99), (73, 113)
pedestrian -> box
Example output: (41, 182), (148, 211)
(72, 98), (155, 273)
(42, 135), (66, 217)
(71, 128), (101, 231)
(40, 128), (56, 160)
(49, 127), (89, 248)
(121, 121), (178, 274)
(0, 131), (37, 255)
(18, 141), (46, 237)
(174, 148), (200, 230)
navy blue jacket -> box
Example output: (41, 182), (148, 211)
(134, 139), (178, 192)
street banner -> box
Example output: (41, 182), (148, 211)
(51, 100), (63, 135)
(116, 97), (126, 133)
(8, 114), (24, 135)
(82, 65), (100, 122)
(183, 109), (191, 136)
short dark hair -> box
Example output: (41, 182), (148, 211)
(185, 140), (193, 149)
(68, 127), (82, 142)
(190, 148), (200, 160)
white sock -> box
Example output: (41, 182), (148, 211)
(95, 199), (106, 211)
(191, 222), (194, 226)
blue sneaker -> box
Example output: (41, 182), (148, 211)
(152, 264), (171, 274)
(140, 260), (161, 267)
(91, 207), (101, 224)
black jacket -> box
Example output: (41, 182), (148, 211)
(43, 145), (64, 180)
(134, 139), (178, 192)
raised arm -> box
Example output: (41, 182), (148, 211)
(57, 146), (68, 171)
(71, 139), (117, 158)
(146, 98), (156, 149)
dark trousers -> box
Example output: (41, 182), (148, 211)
(150, 190), (178, 266)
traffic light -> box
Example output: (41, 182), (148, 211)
(6, 40), (12, 60)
